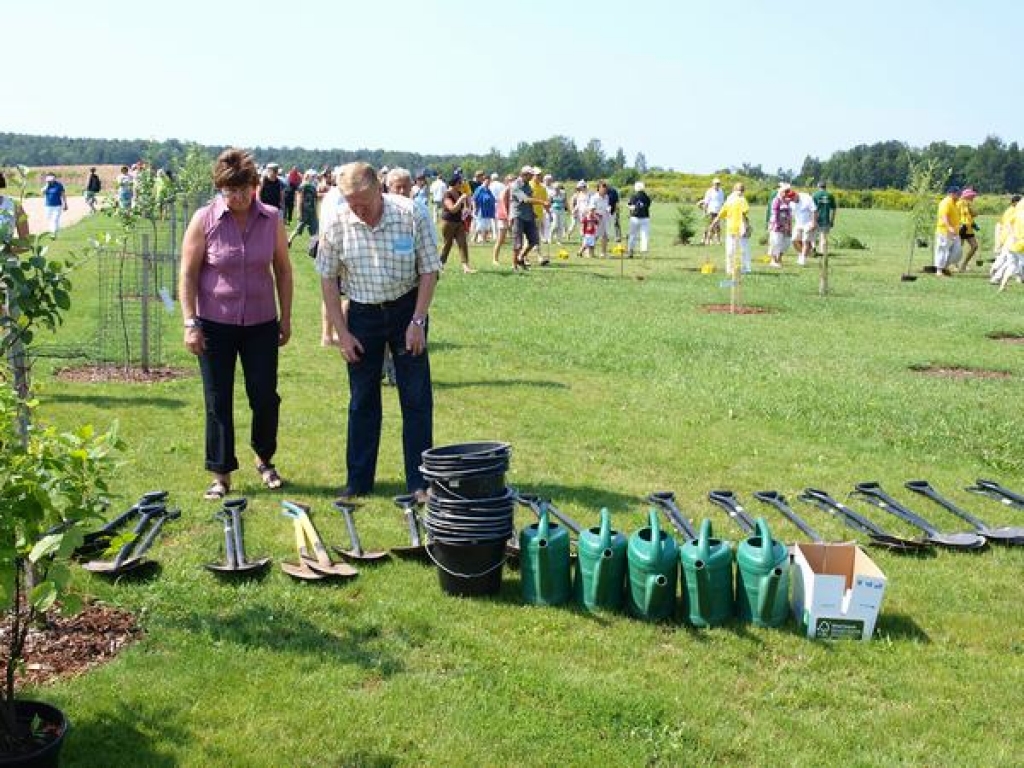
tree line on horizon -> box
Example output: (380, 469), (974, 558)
(0, 132), (646, 187)
(795, 136), (1023, 194)
(3, 131), (1021, 194)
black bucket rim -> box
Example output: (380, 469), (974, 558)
(423, 441), (512, 460)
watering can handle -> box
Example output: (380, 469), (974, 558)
(697, 518), (713, 562)
(755, 517), (774, 568)
(537, 502), (551, 540)
(598, 508), (612, 549)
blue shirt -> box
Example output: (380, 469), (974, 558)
(472, 185), (496, 218)
(43, 182), (65, 207)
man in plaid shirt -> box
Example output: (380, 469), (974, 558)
(317, 162), (442, 501)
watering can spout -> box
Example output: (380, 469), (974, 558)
(644, 572), (669, 616)
(755, 566), (784, 624)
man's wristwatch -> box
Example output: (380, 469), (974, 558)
(184, 318), (201, 330)
(410, 315), (427, 328)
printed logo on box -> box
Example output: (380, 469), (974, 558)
(814, 618), (865, 639)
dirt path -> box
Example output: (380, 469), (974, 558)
(20, 195), (92, 235)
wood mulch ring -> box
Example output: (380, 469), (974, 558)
(1, 603), (142, 686)
(987, 331), (1024, 345)
(701, 304), (774, 315)
(908, 364), (1012, 380)
(53, 365), (192, 384)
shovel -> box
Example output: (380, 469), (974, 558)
(390, 494), (429, 560)
(904, 480), (1024, 545)
(965, 478), (1024, 510)
(205, 497), (272, 575)
(280, 501), (358, 580)
(83, 505), (180, 575)
(332, 500), (389, 563)
(796, 488), (931, 553)
(707, 490), (757, 536)
(752, 490), (823, 542)
(852, 482), (988, 551)
(645, 491), (697, 540)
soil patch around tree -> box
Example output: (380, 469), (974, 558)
(986, 331), (1024, 345)
(701, 304), (774, 315)
(908, 364), (1012, 380)
(53, 365), (192, 384)
(1, 603), (142, 687)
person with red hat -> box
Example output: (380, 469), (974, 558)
(957, 187), (980, 271)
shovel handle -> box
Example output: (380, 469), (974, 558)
(852, 483), (937, 535)
(975, 479), (1024, 506)
(798, 489), (886, 538)
(754, 490), (822, 542)
(219, 511), (238, 569)
(708, 490), (755, 535)
(131, 508), (179, 559)
(230, 506), (248, 565)
(335, 503), (364, 556)
(905, 481), (988, 531)
(545, 502), (582, 536)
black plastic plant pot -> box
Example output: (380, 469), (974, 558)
(1, 700), (69, 768)
(428, 538), (506, 596)
(423, 519), (514, 541)
(422, 441), (511, 463)
(428, 493), (516, 512)
(426, 498), (515, 519)
(427, 473), (507, 500)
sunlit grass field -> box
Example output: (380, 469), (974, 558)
(23, 202), (1024, 766)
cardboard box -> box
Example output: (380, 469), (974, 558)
(790, 543), (887, 641)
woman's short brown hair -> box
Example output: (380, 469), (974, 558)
(212, 148), (260, 189)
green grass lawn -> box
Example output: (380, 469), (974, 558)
(20, 203), (1024, 766)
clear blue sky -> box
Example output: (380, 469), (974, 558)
(6, 0), (1020, 173)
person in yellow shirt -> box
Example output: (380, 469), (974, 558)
(997, 196), (1024, 291)
(989, 194), (1020, 284)
(530, 170), (550, 264)
(957, 187), (980, 271)
(934, 186), (962, 275)
(711, 183), (752, 275)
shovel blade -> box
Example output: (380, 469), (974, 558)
(332, 546), (390, 563)
(302, 555), (359, 578)
(281, 560), (330, 581)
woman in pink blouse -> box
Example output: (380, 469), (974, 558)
(179, 148), (293, 500)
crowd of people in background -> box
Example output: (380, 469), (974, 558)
(250, 162), (653, 272)
(20, 156), (1024, 292)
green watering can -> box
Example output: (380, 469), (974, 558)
(735, 517), (790, 628)
(626, 509), (678, 621)
(575, 507), (627, 612)
(519, 502), (572, 606)
(679, 519), (735, 627)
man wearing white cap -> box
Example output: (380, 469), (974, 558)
(509, 166), (550, 270)
(700, 178), (726, 245)
(258, 163), (285, 219)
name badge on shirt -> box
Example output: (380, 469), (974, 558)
(394, 235), (414, 256)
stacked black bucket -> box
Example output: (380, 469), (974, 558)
(421, 442), (514, 596)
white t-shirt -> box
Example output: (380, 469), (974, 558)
(589, 192), (611, 219)
(489, 180), (506, 203)
(793, 192), (817, 228)
(703, 186), (725, 214)
(429, 178), (447, 203)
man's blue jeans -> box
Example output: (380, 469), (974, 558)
(345, 290), (433, 494)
